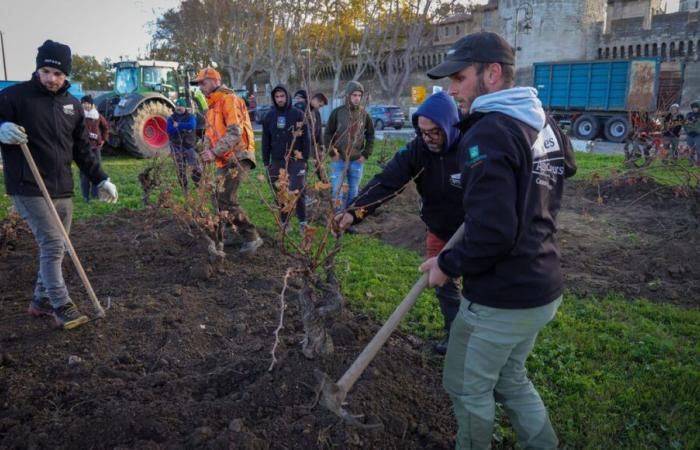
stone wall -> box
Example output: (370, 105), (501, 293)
(681, 61), (700, 107)
(598, 11), (700, 61)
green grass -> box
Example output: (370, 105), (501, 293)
(1, 142), (698, 448)
(572, 152), (699, 187)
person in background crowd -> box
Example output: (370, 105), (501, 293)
(79, 95), (110, 202)
(684, 101), (700, 166)
(324, 81), (374, 213)
(663, 103), (684, 164)
(262, 85), (310, 235)
(166, 97), (202, 194)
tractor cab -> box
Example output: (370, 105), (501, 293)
(114, 61), (179, 98)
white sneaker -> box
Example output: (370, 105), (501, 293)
(239, 237), (263, 255)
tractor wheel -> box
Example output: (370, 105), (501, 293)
(120, 101), (172, 158)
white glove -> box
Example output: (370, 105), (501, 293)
(0, 122), (28, 145)
(97, 178), (118, 203)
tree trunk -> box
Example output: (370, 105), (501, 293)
(299, 281), (334, 358)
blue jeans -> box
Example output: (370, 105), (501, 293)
(330, 159), (364, 211)
(79, 148), (101, 201)
(11, 195), (73, 308)
(687, 134), (700, 162)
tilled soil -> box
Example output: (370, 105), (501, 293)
(354, 180), (700, 306)
(0, 209), (455, 449)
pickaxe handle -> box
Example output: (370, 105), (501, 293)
(19, 143), (105, 317)
(336, 223), (464, 394)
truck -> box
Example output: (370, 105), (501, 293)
(95, 60), (208, 158)
(533, 58), (680, 142)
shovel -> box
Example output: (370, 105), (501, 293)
(315, 223), (464, 426)
(19, 142), (106, 318)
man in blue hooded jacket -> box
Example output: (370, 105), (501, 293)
(420, 32), (576, 449)
(333, 92), (464, 354)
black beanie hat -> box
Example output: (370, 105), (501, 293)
(81, 95), (94, 104)
(293, 89), (307, 100)
(36, 40), (72, 76)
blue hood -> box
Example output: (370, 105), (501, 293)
(412, 91), (460, 152)
(470, 87), (546, 131)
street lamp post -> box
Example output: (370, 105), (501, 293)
(300, 48), (311, 92)
(0, 30), (8, 80)
(513, 2), (534, 53)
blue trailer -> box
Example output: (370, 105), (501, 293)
(533, 58), (662, 142)
(0, 79), (86, 100)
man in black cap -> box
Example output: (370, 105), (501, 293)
(0, 40), (118, 330)
(419, 31), (576, 449)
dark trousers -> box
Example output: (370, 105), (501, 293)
(268, 159), (307, 224)
(171, 147), (202, 192)
(79, 148), (101, 201)
(427, 231), (461, 333)
(214, 162), (259, 241)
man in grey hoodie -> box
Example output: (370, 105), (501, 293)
(420, 32), (576, 450)
(324, 81), (374, 211)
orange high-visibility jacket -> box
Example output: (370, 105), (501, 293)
(205, 87), (256, 169)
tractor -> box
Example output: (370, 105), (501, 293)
(95, 60), (207, 158)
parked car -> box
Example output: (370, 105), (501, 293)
(367, 105), (405, 130)
(234, 88), (257, 121)
(254, 104), (273, 124)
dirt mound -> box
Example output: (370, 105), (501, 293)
(0, 209), (454, 449)
(353, 186), (427, 255)
(352, 180), (700, 306)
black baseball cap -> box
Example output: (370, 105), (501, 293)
(427, 32), (515, 80)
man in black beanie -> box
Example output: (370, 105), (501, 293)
(0, 40), (118, 330)
(293, 89), (308, 111)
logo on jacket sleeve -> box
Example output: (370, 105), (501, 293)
(466, 145), (486, 167)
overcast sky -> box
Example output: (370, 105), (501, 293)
(0, 0), (180, 80)
(0, 0), (681, 81)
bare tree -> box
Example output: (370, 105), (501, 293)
(362, 0), (456, 104)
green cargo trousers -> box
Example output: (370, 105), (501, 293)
(443, 296), (562, 450)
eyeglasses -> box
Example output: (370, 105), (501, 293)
(419, 127), (443, 140)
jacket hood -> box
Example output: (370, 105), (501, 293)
(344, 81), (364, 97)
(344, 81), (364, 109)
(469, 87), (546, 131)
(412, 92), (460, 153)
(271, 85), (291, 110)
(84, 108), (99, 120)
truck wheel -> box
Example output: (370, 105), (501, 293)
(120, 102), (172, 158)
(572, 114), (600, 140)
(603, 116), (630, 143)
(374, 119), (384, 130)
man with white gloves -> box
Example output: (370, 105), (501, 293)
(0, 39), (118, 330)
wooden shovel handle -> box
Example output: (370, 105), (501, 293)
(19, 143), (105, 317)
(336, 223), (464, 393)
